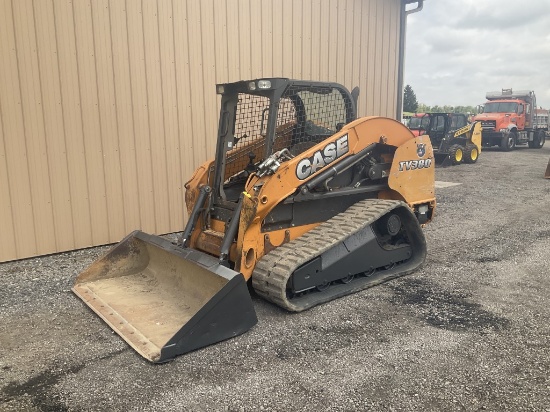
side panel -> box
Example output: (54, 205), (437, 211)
(387, 135), (435, 205)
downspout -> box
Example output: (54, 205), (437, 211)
(396, 0), (424, 121)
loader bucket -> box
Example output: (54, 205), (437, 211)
(545, 157), (550, 179)
(73, 231), (257, 363)
(434, 152), (452, 168)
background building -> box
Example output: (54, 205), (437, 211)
(0, 0), (418, 262)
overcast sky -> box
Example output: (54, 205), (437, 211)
(404, 0), (550, 110)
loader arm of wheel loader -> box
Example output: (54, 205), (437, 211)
(462, 121), (482, 153)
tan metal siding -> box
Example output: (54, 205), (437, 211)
(0, 0), (402, 262)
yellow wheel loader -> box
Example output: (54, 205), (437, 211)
(73, 79), (436, 363)
(408, 113), (482, 166)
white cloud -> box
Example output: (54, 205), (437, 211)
(404, 0), (550, 109)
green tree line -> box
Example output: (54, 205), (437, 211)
(404, 84), (480, 115)
(415, 103), (481, 115)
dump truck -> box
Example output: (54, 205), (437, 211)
(473, 89), (548, 151)
(73, 78), (436, 363)
(408, 112), (482, 166)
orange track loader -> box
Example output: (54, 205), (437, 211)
(73, 79), (436, 362)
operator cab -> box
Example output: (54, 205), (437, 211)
(212, 79), (357, 205)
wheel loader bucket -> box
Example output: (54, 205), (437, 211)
(545, 157), (550, 179)
(434, 152), (452, 168)
(72, 230), (257, 363)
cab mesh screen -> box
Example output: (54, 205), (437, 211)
(225, 86), (350, 179)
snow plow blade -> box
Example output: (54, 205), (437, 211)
(72, 230), (257, 363)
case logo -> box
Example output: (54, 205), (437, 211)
(296, 134), (349, 180)
(417, 143), (426, 158)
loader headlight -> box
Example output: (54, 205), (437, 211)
(248, 82), (257, 91)
(500, 128), (508, 133)
(257, 80), (272, 89)
(216, 85), (225, 94)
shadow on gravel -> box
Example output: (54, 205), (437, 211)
(390, 278), (510, 332)
(0, 348), (127, 411)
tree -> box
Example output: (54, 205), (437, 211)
(403, 84), (418, 113)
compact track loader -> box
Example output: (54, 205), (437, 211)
(408, 113), (482, 166)
(73, 79), (436, 363)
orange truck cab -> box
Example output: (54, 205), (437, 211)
(473, 89), (548, 151)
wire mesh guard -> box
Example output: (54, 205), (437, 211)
(225, 85), (352, 179)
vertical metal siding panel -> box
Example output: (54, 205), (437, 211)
(335, 0), (346, 82)
(343, 0), (354, 89)
(33, 0), (75, 251)
(158, 0), (184, 230)
(260, 0), (273, 77)
(291, 0), (302, 79)
(318, 0), (329, 81)
(309, 0), (321, 81)
(126, 0), (157, 232)
(0, 0), (36, 260)
(301, 0), (311, 81)
(327, 0), (338, 82)
(367, 0), (378, 114)
(212, 0), (226, 117)
(200, 1), (218, 159)
(173, 0), (196, 210)
(0, 101), (17, 260)
(351, 0), (362, 101)
(53, 0), (93, 249)
(379, 0), (390, 116)
(108, 0), (141, 234)
(187, 1), (209, 167)
(72, 0), (111, 243)
(226, 0), (240, 81)
(387, 2), (399, 118)
(380, 0), (390, 116)
(358, 0), (370, 116)
(271, 0), (283, 76)
(214, 0), (229, 82)
(238, 0), (251, 80)
(12, 0), (57, 253)
(281, 0), (293, 76)
(142, 0), (171, 234)
(250, 0), (262, 77)
(90, 0), (126, 240)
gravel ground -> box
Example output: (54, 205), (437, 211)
(1, 144), (550, 412)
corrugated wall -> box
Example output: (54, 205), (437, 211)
(0, 0), (401, 262)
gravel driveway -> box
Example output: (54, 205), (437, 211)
(1, 145), (550, 411)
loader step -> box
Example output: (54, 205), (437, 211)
(251, 199), (426, 312)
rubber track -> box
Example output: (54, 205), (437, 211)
(252, 199), (423, 312)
